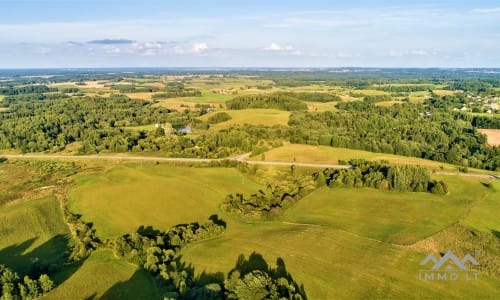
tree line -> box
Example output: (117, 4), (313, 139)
(223, 160), (448, 221)
(319, 160), (448, 194)
(288, 99), (499, 170)
(226, 93), (308, 111)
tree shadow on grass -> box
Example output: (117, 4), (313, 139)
(100, 269), (161, 300)
(0, 234), (86, 286)
(492, 230), (500, 240)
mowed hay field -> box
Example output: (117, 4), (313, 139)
(200, 109), (291, 130)
(0, 195), (70, 275)
(67, 163), (263, 239)
(182, 175), (500, 299)
(253, 144), (472, 172)
(478, 129), (500, 146)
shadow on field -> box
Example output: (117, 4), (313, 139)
(99, 252), (307, 300)
(228, 252), (308, 300)
(100, 270), (159, 300)
(0, 234), (86, 286)
(492, 230), (500, 240)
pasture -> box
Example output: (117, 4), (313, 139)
(181, 175), (500, 299)
(45, 250), (159, 300)
(67, 163), (263, 238)
(0, 195), (70, 275)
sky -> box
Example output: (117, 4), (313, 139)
(0, 0), (499, 68)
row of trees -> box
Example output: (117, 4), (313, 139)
(319, 160), (448, 194)
(222, 179), (316, 220)
(374, 85), (433, 92)
(274, 92), (341, 102)
(226, 93), (308, 111)
(0, 85), (56, 95)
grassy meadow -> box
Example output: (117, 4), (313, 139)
(64, 160), (499, 299)
(0, 195), (70, 275)
(44, 250), (159, 300)
(181, 175), (500, 299)
(67, 163), (263, 238)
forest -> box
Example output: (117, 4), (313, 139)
(0, 70), (499, 172)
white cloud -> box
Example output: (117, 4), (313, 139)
(192, 42), (207, 53)
(264, 43), (295, 51)
(263, 43), (301, 55)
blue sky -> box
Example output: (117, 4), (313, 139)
(0, 0), (499, 68)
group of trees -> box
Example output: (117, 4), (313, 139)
(110, 218), (306, 299)
(288, 99), (499, 170)
(273, 92), (341, 103)
(362, 94), (392, 103)
(226, 93), (308, 111)
(0, 85), (56, 95)
(374, 85), (433, 92)
(64, 209), (101, 262)
(0, 265), (54, 300)
(207, 112), (232, 124)
(224, 160), (450, 221)
(222, 178), (316, 220)
(319, 160), (448, 194)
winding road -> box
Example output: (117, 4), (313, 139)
(2, 153), (498, 179)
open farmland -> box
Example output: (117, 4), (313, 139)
(67, 163), (263, 238)
(201, 108), (291, 129)
(252, 144), (469, 172)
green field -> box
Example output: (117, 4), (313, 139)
(182, 175), (500, 299)
(0, 196), (70, 275)
(44, 250), (159, 300)
(283, 175), (488, 245)
(67, 163), (263, 238)
(1, 159), (499, 299)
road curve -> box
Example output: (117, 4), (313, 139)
(2, 154), (497, 179)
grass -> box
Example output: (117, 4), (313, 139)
(0, 195), (70, 275)
(252, 144), (463, 171)
(463, 179), (499, 233)
(181, 175), (500, 299)
(45, 250), (159, 300)
(200, 109), (291, 130)
(67, 163), (263, 239)
(124, 124), (157, 131)
(283, 175), (488, 245)
(433, 89), (456, 96)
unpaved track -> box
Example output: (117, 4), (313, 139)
(3, 154), (498, 179)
